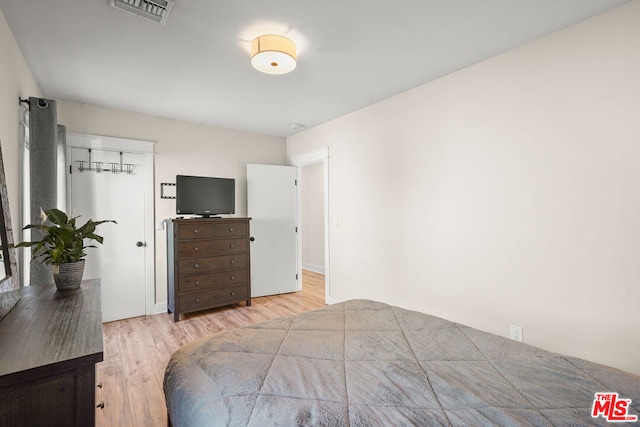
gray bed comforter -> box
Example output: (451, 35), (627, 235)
(164, 300), (640, 426)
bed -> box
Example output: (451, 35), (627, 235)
(164, 299), (640, 426)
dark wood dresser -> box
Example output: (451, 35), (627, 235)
(0, 279), (103, 426)
(167, 217), (251, 322)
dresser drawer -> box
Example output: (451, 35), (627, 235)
(177, 223), (214, 240)
(214, 222), (248, 238)
(178, 254), (247, 275)
(178, 270), (248, 294)
(179, 285), (248, 311)
(178, 238), (246, 258)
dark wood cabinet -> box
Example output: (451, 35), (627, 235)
(167, 217), (251, 322)
(0, 280), (103, 427)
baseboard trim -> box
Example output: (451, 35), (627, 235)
(326, 295), (345, 305)
(302, 263), (325, 274)
(151, 302), (168, 315)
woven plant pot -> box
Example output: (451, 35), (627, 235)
(52, 259), (85, 290)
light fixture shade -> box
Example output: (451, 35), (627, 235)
(251, 35), (297, 75)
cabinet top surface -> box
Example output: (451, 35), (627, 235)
(0, 279), (104, 378)
(171, 217), (251, 223)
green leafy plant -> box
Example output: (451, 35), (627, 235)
(17, 208), (116, 265)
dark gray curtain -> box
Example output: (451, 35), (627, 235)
(28, 97), (66, 285)
(57, 124), (67, 208)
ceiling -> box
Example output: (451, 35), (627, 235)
(0, 0), (630, 137)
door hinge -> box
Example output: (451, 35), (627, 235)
(295, 226), (298, 232)
(296, 273), (299, 280)
(295, 179), (297, 186)
(69, 165), (72, 174)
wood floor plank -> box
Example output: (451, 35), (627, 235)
(96, 270), (325, 426)
(101, 321), (124, 360)
(117, 317), (157, 387)
(127, 380), (168, 427)
(140, 317), (181, 387)
(96, 361), (133, 427)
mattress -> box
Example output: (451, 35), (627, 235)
(164, 299), (640, 426)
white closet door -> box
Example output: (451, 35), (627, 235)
(69, 147), (147, 322)
(247, 164), (298, 297)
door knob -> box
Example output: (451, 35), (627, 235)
(250, 237), (255, 242)
(136, 241), (145, 247)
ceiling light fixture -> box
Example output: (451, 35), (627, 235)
(251, 35), (297, 75)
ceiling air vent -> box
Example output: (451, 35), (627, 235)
(110, 0), (174, 25)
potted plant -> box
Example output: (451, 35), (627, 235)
(17, 208), (116, 290)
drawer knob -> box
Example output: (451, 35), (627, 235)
(229, 228), (234, 232)
(194, 246), (199, 251)
(229, 244), (234, 248)
(193, 229), (199, 234)
(231, 291), (235, 296)
(195, 298), (200, 303)
(229, 259), (235, 264)
(194, 280), (200, 286)
(231, 276), (235, 280)
(194, 263), (200, 269)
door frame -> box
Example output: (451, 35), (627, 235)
(290, 147), (332, 304)
(66, 132), (157, 316)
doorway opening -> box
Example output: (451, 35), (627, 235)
(291, 147), (331, 304)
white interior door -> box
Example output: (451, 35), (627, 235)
(69, 147), (147, 322)
(247, 164), (298, 297)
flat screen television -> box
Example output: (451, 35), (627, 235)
(176, 175), (235, 217)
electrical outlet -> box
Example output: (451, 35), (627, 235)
(510, 325), (523, 342)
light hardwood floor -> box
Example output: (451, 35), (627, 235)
(96, 269), (325, 427)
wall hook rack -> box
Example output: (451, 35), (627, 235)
(75, 149), (134, 175)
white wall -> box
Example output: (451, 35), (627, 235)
(301, 162), (324, 272)
(287, 2), (640, 375)
(0, 8), (41, 240)
(56, 101), (286, 304)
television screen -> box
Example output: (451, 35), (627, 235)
(176, 175), (235, 217)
